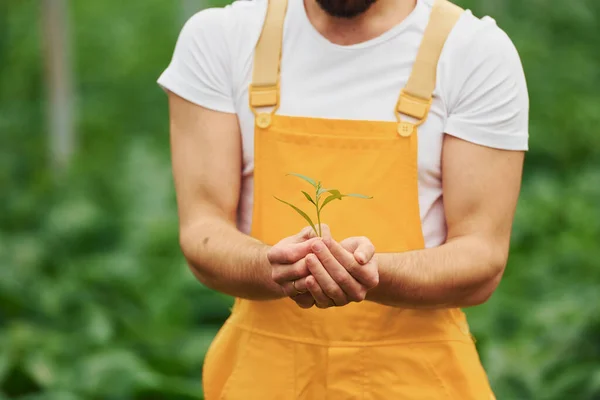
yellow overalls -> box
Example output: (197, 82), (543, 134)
(202, 0), (496, 398)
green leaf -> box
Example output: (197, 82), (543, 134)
(317, 187), (331, 196)
(344, 193), (373, 199)
(319, 191), (372, 212)
(301, 191), (316, 206)
(273, 197), (317, 235)
(319, 193), (343, 211)
(287, 173), (317, 188)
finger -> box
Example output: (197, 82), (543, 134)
(339, 237), (360, 253)
(339, 237), (376, 264)
(291, 292), (315, 309)
(305, 275), (335, 309)
(360, 257), (380, 289)
(307, 224), (332, 240)
(271, 258), (309, 285)
(267, 238), (320, 264)
(297, 225), (318, 241)
(354, 238), (376, 265)
(280, 276), (309, 297)
(333, 238), (378, 289)
(314, 240), (366, 303)
(306, 252), (348, 306)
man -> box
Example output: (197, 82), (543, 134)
(158, 0), (528, 398)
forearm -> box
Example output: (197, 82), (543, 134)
(179, 216), (284, 300)
(367, 235), (507, 308)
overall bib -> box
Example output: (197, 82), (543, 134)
(202, 0), (496, 398)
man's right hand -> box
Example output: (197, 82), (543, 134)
(267, 225), (331, 308)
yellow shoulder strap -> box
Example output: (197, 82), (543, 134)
(249, 0), (289, 111)
(396, 0), (463, 136)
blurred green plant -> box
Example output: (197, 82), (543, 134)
(0, 0), (599, 399)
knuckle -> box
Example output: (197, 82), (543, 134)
(266, 248), (277, 263)
(369, 273), (380, 288)
(323, 283), (340, 296)
(345, 262), (359, 275)
(348, 294), (359, 303)
(365, 244), (375, 256)
(360, 274), (377, 289)
(320, 252), (333, 264)
(335, 274), (351, 287)
(354, 289), (367, 302)
(336, 300), (348, 308)
(271, 269), (282, 283)
(283, 249), (297, 264)
(347, 283), (367, 301)
(366, 265), (380, 286)
(294, 262), (308, 278)
(329, 287), (345, 302)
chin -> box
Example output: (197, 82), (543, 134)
(315, 0), (378, 19)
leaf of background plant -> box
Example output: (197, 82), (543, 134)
(23, 353), (56, 388)
(301, 191), (316, 206)
(0, 348), (12, 385)
(13, 391), (83, 400)
(74, 349), (157, 396)
(273, 197), (317, 235)
(287, 173), (317, 188)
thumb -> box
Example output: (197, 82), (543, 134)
(340, 237), (375, 265)
(295, 226), (319, 242)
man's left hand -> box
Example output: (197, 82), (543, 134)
(294, 236), (379, 309)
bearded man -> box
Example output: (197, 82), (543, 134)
(158, 0), (528, 398)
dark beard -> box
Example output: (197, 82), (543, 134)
(315, 0), (377, 18)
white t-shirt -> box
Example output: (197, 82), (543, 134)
(158, 0), (529, 249)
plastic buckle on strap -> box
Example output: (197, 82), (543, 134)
(395, 90), (432, 137)
(249, 83), (279, 129)
(249, 84), (279, 108)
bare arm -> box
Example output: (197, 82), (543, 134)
(367, 135), (524, 308)
(168, 93), (284, 300)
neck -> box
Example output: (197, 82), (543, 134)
(304, 0), (417, 45)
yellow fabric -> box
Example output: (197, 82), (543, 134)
(202, 0), (495, 399)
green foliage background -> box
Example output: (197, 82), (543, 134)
(1, 0), (599, 399)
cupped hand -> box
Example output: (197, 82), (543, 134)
(266, 224), (332, 308)
(301, 236), (378, 309)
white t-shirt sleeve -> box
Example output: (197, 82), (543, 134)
(157, 8), (235, 113)
(443, 20), (529, 151)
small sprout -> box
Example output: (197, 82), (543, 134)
(274, 173), (372, 237)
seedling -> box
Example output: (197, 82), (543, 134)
(274, 173), (372, 237)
